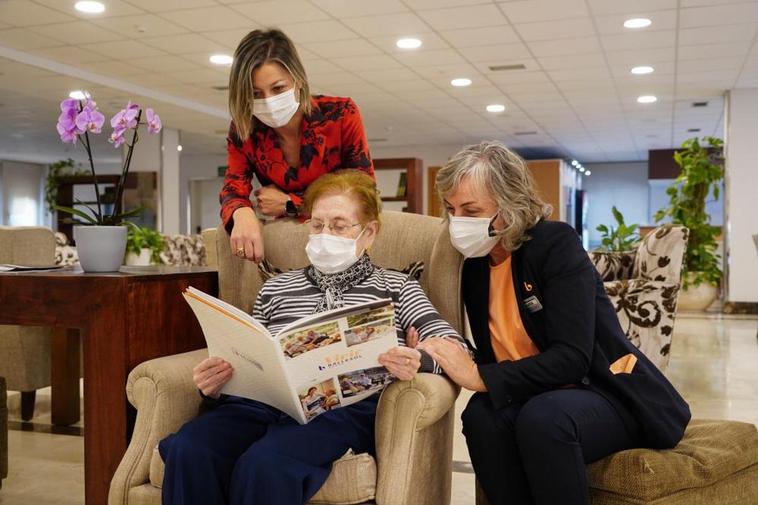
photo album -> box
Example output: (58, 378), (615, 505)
(182, 287), (398, 424)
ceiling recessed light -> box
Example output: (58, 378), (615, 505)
(486, 104), (505, 113)
(177, 145), (183, 152)
(209, 54), (233, 65)
(396, 38), (422, 49)
(585, 170), (592, 176)
(75, 1), (105, 14)
(450, 78), (472, 87)
(578, 167), (585, 173)
(571, 160), (578, 166)
(631, 65), (654, 75)
(637, 95), (658, 104)
(624, 17), (651, 29)
(68, 90), (87, 100)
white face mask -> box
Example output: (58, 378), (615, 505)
(449, 214), (500, 258)
(306, 229), (365, 274)
(253, 88), (299, 128)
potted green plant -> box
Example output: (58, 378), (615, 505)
(654, 136), (724, 311)
(54, 95), (162, 272)
(591, 206), (640, 280)
(596, 206), (640, 252)
(125, 223), (165, 266)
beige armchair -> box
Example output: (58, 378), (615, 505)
(1, 376), (7, 489)
(0, 226), (55, 420)
(109, 211), (465, 505)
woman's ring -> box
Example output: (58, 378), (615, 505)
(405, 357), (411, 366)
(236, 247), (245, 257)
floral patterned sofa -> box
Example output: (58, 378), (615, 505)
(54, 232), (207, 267)
(589, 225), (689, 372)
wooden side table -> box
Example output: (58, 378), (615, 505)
(0, 266), (218, 505)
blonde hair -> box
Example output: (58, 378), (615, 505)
(436, 140), (552, 251)
(228, 28), (312, 141)
(303, 170), (382, 230)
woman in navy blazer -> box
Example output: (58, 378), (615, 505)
(419, 141), (690, 505)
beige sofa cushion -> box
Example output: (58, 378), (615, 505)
(150, 445), (376, 505)
(587, 420), (758, 501)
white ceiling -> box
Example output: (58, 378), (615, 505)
(0, 0), (757, 164)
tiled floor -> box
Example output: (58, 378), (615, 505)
(1, 313), (756, 504)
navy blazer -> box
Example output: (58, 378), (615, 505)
(463, 220), (690, 449)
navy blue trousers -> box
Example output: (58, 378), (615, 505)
(462, 389), (640, 505)
(159, 395), (378, 505)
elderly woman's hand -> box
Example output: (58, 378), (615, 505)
(193, 357), (234, 399)
(379, 346), (421, 381)
(417, 337), (487, 392)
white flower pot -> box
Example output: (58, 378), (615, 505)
(125, 248), (152, 266)
(678, 272), (719, 311)
(73, 225), (128, 272)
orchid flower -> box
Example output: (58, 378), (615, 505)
(145, 108), (162, 134)
(75, 100), (105, 134)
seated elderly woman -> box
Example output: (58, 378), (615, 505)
(158, 170), (466, 505)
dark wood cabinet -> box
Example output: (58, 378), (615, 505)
(373, 158), (423, 214)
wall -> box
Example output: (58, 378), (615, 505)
(582, 161), (649, 248)
(179, 153), (227, 233)
(0, 160), (46, 226)
(190, 178), (226, 233)
(725, 89), (758, 303)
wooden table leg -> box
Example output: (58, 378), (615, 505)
(83, 310), (127, 505)
(51, 327), (81, 426)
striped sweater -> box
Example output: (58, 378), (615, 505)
(253, 265), (464, 374)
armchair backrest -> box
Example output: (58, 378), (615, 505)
(160, 234), (206, 266)
(215, 211), (465, 335)
(633, 225), (689, 283)
(0, 226), (55, 265)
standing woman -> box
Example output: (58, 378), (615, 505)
(419, 141), (690, 505)
(220, 29), (374, 262)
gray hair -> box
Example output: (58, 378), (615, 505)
(435, 140), (552, 251)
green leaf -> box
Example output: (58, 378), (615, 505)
(110, 206), (145, 224)
(596, 224), (608, 233)
(73, 198), (101, 221)
(673, 150), (683, 168)
(611, 206), (624, 225)
(55, 205), (99, 224)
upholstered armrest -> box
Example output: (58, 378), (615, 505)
(603, 279), (681, 372)
(108, 349), (207, 505)
(374, 373), (460, 505)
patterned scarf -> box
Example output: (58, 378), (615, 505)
(307, 254), (375, 313)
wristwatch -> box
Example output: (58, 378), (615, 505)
(285, 198), (298, 218)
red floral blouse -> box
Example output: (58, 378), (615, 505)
(219, 95), (374, 232)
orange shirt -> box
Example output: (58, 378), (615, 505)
(488, 256), (540, 362)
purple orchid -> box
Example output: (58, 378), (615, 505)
(56, 98), (83, 144)
(75, 99), (105, 134)
(54, 92), (165, 225)
(145, 108), (161, 134)
(109, 127), (126, 148)
(110, 101), (140, 131)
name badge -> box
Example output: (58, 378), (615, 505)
(524, 295), (543, 313)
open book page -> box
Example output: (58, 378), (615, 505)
(0, 264), (64, 272)
(276, 300), (397, 423)
(182, 290), (301, 421)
